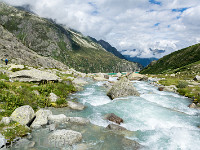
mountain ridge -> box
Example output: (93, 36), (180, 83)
(0, 2), (141, 73)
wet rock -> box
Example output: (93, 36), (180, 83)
(68, 101), (85, 110)
(188, 103), (196, 108)
(10, 105), (35, 125)
(106, 124), (127, 131)
(49, 93), (59, 102)
(31, 109), (52, 128)
(122, 138), (142, 150)
(48, 114), (69, 123)
(48, 129), (82, 146)
(68, 117), (90, 125)
(0, 117), (11, 125)
(104, 113), (123, 124)
(107, 77), (140, 100)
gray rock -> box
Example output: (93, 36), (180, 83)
(194, 75), (200, 81)
(68, 117), (90, 125)
(0, 133), (6, 149)
(106, 124), (127, 131)
(72, 78), (88, 86)
(68, 101), (85, 110)
(75, 143), (88, 150)
(0, 117), (11, 125)
(9, 68), (60, 82)
(49, 124), (57, 131)
(104, 75), (109, 79)
(188, 103), (196, 108)
(14, 139), (35, 149)
(93, 77), (108, 81)
(48, 114), (69, 123)
(122, 138), (142, 150)
(32, 90), (40, 96)
(10, 105), (35, 125)
(49, 93), (59, 103)
(31, 109), (52, 128)
(104, 113), (123, 124)
(107, 77), (140, 100)
(48, 129), (82, 146)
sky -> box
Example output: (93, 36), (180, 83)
(2, 0), (200, 58)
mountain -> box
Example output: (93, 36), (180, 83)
(123, 56), (158, 67)
(0, 2), (141, 73)
(140, 43), (200, 74)
(0, 24), (68, 69)
(88, 37), (126, 60)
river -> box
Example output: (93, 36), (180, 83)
(17, 78), (200, 150)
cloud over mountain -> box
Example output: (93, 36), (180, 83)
(3, 0), (200, 58)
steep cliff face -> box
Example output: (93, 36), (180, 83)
(0, 2), (141, 73)
(0, 24), (68, 69)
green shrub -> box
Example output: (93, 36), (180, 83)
(177, 81), (189, 88)
(0, 81), (8, 89)
(0, 73), (9, 80)
(56, 98), (67, 105)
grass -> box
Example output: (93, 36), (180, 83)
(0, 122), (30, 143)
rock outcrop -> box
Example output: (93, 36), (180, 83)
(107, 77), (140, 100)
(10, 105), (35, 125)
(9, 68), (60, 82)
(106, 124), (127, 131)
(48, 129), (82, 146)
(127, 72), (147, 81)
(194, 75), (200, 81)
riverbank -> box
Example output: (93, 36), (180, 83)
(147, 73), (200, 108)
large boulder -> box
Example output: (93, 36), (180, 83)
(48, 114), (69, 124)
(9, 68), (60, 82)
(104, 113), (123, 124)
(10, 105), (35, 125)
(107, 77), (140, 100)
(31, 109), (52, 128)
(48, 129), (82, 146)
(68, 117), (90, 125)
(67, 101), (85, 110)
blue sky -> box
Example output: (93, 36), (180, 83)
(3, 0), (200, 58)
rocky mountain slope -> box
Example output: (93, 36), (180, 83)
(0, 24), (68, 69)
(140, 43), (200, 74)
(0, 2), (141, 73)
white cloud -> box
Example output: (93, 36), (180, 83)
(2, 0), (200, 58)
